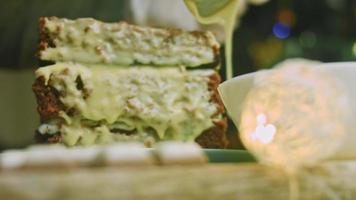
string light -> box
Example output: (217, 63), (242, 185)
(277, 9), (296, 27)
(272, 22), (291, 39)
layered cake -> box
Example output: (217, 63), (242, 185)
(33, 17), (227, 148)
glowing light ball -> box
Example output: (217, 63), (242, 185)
(239, 59), (350, 169)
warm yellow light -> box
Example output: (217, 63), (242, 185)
(237, 59), (349, 168)
(250, 114), (276, 144)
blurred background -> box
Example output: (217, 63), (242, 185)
(0, 0), (355, 150)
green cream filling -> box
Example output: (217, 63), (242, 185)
(36, 63), (220, 146)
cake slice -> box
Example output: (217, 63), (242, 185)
(33, 63), (227, 148)
(33, 17), (227, 148)
(38, 17), (220, 67)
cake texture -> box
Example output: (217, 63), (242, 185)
(33, 63), (227, 148)
(38, 17), (220, 67)
(34, 17), (227, 148)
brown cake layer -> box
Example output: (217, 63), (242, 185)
(33, 71), (227, 148)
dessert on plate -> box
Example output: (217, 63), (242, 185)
(33, 17), (227, 148)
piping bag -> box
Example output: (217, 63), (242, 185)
(183, 0), (269, 80)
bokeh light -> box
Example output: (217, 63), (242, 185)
(277, 9), (296, 27)
(239, 59), (349, 168)
(272, 22), (291, 39)
(352, 42), (356, 57)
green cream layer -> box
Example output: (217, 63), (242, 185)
(36, 63), (220, 146)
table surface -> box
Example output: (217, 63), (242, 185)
(1, 161), (355, 200)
